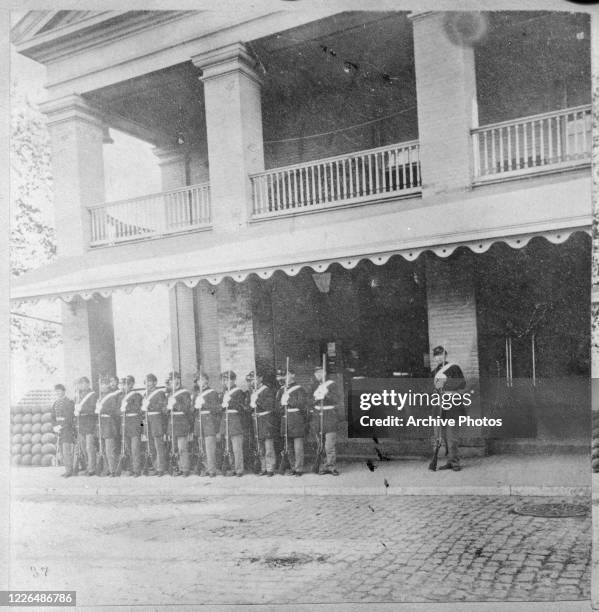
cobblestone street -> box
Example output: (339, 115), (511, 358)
(9, 493), (590, 606)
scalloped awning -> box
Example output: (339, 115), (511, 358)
(10, 226), (589, 307)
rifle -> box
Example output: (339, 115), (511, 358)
(278, 356), (291, 475)
(167, 373), (179, 476)
(72, 391), (85, 474)
(312, 353), (327, 474)
(221, 370), (232, 475)
(251, 368), (262, 474)
(96, 376), (107, 475)
(141, 381), (154, 475)
(115, 388), (128, 476)
(194, 364), (207, 475)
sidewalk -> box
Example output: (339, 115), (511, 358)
(11, 452), (591, 497)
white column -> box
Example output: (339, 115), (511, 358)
(40, 94), (107, 256)
(411, 11), (478, 196)
(193, 43), (264, 231)
(153, 145), (189, 191)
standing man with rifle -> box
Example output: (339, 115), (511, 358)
(193, 369), (220, 477)
(118, 375), (143, 477)
(429, 345), (467, 472)
(220, 370), (245, 477)
(50, 383), (75, 478)
(311, 356), (341, 476)
(73, 376), (97, 477)
(96, 375), (121, 477)
(247, 370), (276, 477)
(276, 362), (308, 476)
(142, 373), (168, 477)
(166, 371), (194, 477)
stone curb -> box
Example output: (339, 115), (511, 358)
(12, 484), (591, 498)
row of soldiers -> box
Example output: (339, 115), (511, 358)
(51, 362), (341, 478)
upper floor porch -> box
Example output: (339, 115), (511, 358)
(12, 9), (592, 253)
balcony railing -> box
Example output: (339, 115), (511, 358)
(472, 105), (591, 181)
(89, 183), (211, 246)
(251, 141), (421, 218)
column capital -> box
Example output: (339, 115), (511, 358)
(39, 94), (107, 129)
(408, 11), (435, 22)
(191, 42), (263, 85)
(152, 144), (189, 166)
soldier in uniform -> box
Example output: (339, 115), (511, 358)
(51, 383), (75, 477)
(276, 367), (308, 476)
(119, 375), (143, 477)
(193, 371), (220, 477)
(96, 375), (121, 477)
(247, 370), (276, 476)
(312, 364), (341, 476)
(73, 376), (98, 476)
(431, 345), (466, 472)
(220, 370), (246, 477)
(109, 375), (120, 394)
(142, 373), (168, 476)
(165, 371), (193, 476)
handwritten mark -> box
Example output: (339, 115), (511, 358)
(368, 505), (375, 513)
(366, 460), (377, 472)
(383, 479), (389, 489)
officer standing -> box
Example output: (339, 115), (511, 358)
(142, 373), (167, 476)
(166, 371), (193, 476)
(276, 367), (308, 476)
(73, 376), (98, 476)
(119, 375), (143, 477)
(220, 370), (246, 477)
(312, 364), (341, 476)
(247, 370), (276, 477)
(50, 383), (75, 478)
(96, 375), (121, 477)
(431, 345), (466, 472)
(193, 370), (220, 477)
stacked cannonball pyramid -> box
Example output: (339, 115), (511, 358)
(11, 390), (57, 467)
(593, 410), (599, 474)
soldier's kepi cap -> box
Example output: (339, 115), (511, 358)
(77, 376), (90, 385)
(221, 370), (237, 380)
(167, 370), (181, 380)
(432, 346), (446, 356)
(145, 373), (157, 383)
(276, 367), (295, 378)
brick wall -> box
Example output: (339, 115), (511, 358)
(194, 281), (221, 387)
(215, 278), (256, 384)
(61, 296), (116, 392)
(425, 251), (480, 386)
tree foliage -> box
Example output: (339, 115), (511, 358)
(10, 89), (61, 377)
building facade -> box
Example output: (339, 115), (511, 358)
(11, 8), (593, 454)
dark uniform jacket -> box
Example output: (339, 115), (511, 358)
(276, 384), (308, 438)
(97, 390), (121, 439)
(432, 362), (467, 418)
(249, 384), (276, 440)
(51, 397), (75, 444)
(219, 386), (246, 437)
(74, 390), (97, 436)
(120, 390), (143, 437)
(167, 388), (193, 438)
(194, 387), (220, 438)
(142, 387), (167, 437)
(310, 379), (340, 434)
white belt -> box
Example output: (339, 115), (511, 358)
(100, 414), (112, 418)
(147, 411), (161, 415)
(171, 411), (185, 415)
(56, 417), (65, 421)
(284, 409), (300, 413)
(198, 410), (211, 415)
(257, 411), (271, 416)
(315, 405), (336, 411)
(225, 410), (238, 414)
(124, 413), (140, 416)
